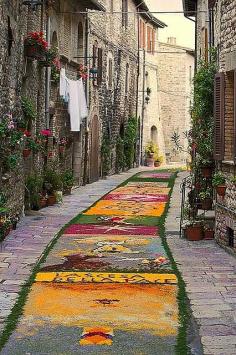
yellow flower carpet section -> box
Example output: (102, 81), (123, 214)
(84, 200), (166, 217)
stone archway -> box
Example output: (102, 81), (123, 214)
(151, 125), (158, 144)
(90, 115), (100, 183)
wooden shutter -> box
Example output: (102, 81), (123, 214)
(152, 29), (156, 54)
(143, 22), (146, 49)
(147, 27), (151, 52)
(97, 48), (103, 86)
(139, 19), (143, 48)
(234, 71), (236, 162)
(214, 73), (225, 160)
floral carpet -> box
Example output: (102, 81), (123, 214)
(1, 171), (182, 354)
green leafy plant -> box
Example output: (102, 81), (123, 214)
(145, 141), (161, 161)
(61, 170), (74, 189)
(101, 135), (111, 176)
(4, 154), (20, 171)
(44, 169), (63, 192)
(123, 116), (137, 169)
(116, 136), (125, 172)
(25, 137), (41, 153)
(212, 172), (226, 187)
(25, 174), (44, 210)
(230, 176), (236, 185)
(199, 188), (212, 200)
(21, 97), (37, 124)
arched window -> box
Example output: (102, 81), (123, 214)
(151, 126), (158, 143)
(77, 22), (84, 58)
(51, 31), (58, 48)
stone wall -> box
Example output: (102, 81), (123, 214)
(158, 41), (194, 163)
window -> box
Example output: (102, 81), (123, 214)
(151, 126), (157, 143)
(97, 48), (103, 86)
(108, 58), (113, 89)
(77, 22), (84, 59)
(125, 63), (129, 95)
(92, 41), (98, 85)
(122, 0), (128, 28)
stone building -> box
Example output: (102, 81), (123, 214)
(0, 1), (47, 219)
(183, 0), (236, 254)
(88, 0), (142, 178)
(158, 38), (194, 163)
(137, 10), (167, 164)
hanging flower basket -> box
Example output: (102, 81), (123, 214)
(24, 32), (48, 61)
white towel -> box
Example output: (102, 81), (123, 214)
(78, 78), (88, 119)
(68, 79), (80, 131)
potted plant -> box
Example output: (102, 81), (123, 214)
(199, 158), (214, 178)
(145, 141), (158, 167)
(199, 188), (213, 210)
(204, 226), (215, 240)
(185, 220), (204, 241)
(24, 31), (48, 60)
(212, 172), (226, 197)
(25, 174), (44, 210)
(44, 168), (63, 204)
(62, 170), (74, 195)
(39, 47), (58, 67)
(154, 155), (163, 167)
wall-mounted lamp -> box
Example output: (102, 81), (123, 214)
(22, 0), (43, 11)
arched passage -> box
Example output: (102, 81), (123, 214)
(90, 115), (100, 182)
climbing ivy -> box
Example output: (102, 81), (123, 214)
(101, 134), (111, 177)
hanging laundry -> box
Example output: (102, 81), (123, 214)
(59, 70), (88, 132)
(59, 68), (69, 103)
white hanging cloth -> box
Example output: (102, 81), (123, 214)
(59, 71), (88, 132)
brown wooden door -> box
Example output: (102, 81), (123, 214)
(90, 115), (100, 182)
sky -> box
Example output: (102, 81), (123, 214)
(146, 0), (195, 49)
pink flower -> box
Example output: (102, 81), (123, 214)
(40, 129), (52, 137)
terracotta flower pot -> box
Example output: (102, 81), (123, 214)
(146, 157), (154, 167)
(216, 185), (226, 197)
(154, 161), (161, 167)
(47, 195), (56, 206)
(39, 198), (47, 209)
(24, 44), (45, 60)
(201, 198), (213, 210)
(204, 229), (215, 240)
(195, 182), (201, 191)
(23, 149), (31, 158)
(185, 225), (203, 241)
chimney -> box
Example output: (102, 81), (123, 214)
(167, 37), (177, 45)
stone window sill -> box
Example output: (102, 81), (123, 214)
(222, 160), (235, 166)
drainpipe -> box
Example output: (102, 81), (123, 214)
(45, 12), (51, 129)
(140, 48), (146, 165)
(83, 10), (90, 185)
(136, 11), (141, 166)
